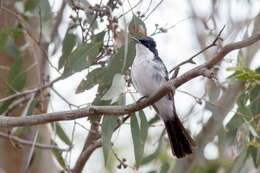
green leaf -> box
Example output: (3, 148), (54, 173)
(139, 110), (148, 144)
(101, 115), (118, 165)
(8, 58), (23, 83)
(230, 147), (248, 173)
(131, 111), (148, 168)
(0, 58), (27, 114)
(62, 42), (100, 78)
(58, 32), (77, 69)
(27, 99), (39, 116)
(250, 146), (260, 167)
(249, 85), (260, 115)
(88, 97), (111, 122)
(160, 162), (170, 173)
(102, 73), (126, 101)
(54, 122), (72, 146)
(141, 130), (165, 165)
(0, 27), (22, 51)
(25, 0), (40, 11)
(205, 103), (222, 125)
(93, 31), (106, 43)
(76, 67), (105, 93)
(4, 37), (20, 58)
(62, 30), (106, 78)
(98, 41), (136, 96)
(129, 14), (147, 37)
(0, 29), (9, 51)
(52, 140), (66, 169)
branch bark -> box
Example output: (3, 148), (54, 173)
(0, 33), (259, 128)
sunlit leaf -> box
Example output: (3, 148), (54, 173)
(101, 115), (118, 165)
(102, 73), (125, 101)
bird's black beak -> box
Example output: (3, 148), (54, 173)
(131, 37), (141, 44)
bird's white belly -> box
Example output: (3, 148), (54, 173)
(131, 59), (162, 97)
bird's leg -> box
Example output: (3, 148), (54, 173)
(136, 96), (148, 103)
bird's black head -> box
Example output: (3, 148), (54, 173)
(132, 36), (158, 56)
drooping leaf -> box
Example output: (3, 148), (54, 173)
(129, 14), (147, 37)
(102, 73), (126, 101)
(88, 97), (111, 122)
(101, 115), (118, 165)
(131, 111), (149, 168)
(141, 130), (165, 165)
(159, 162), (170, 173)
(26, 99), (39, 116)
(53, 122), (72, 146)
(250, 146), (260, 167)
(58, 32), (77, 69)
(52, 140), (66, 169)
(0, 58), (27, 114)
(76, 67), (105, 93)
(229, 147), (248, 173)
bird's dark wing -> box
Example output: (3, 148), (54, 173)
(153, 56), (175, 101)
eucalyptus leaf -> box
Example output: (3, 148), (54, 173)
(131, 111), (148, 168)
(129, 14), (147, 37)
(53, 122), (72, 146)
(230, 147), (248, 173)
(58, 32), (77, 69)
(101, 115), (118, 165)
(102, 73), (125, 101)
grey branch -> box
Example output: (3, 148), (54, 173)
(0, 33), (259, 128)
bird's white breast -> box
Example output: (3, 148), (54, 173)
(131, 45), (165, 97)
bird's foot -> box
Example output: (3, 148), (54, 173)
(136, 96), (148, 103)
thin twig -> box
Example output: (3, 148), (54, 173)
(169, 25), (225, 73)
(0, 76), (62, 103)
(144, 0), (164, 20)
(0, 131), (69, 151)
(50, 87), (79, 108)
(24, 130), (39, 172)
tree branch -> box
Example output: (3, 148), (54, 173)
(0, 76), (61, 103)
(0, 33), (259, 128)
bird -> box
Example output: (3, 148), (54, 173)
(131, 36), (196, 158)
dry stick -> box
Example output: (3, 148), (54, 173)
(0, 33), (259, 128)
(0, 76), (62, 103)
(169, 25), (225, 73)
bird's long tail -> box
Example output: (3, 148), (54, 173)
(164, 114), (196, 158)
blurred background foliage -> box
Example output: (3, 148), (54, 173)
(0, 0), (259, 173)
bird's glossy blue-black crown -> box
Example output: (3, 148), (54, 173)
(139, 37), (158, 56)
